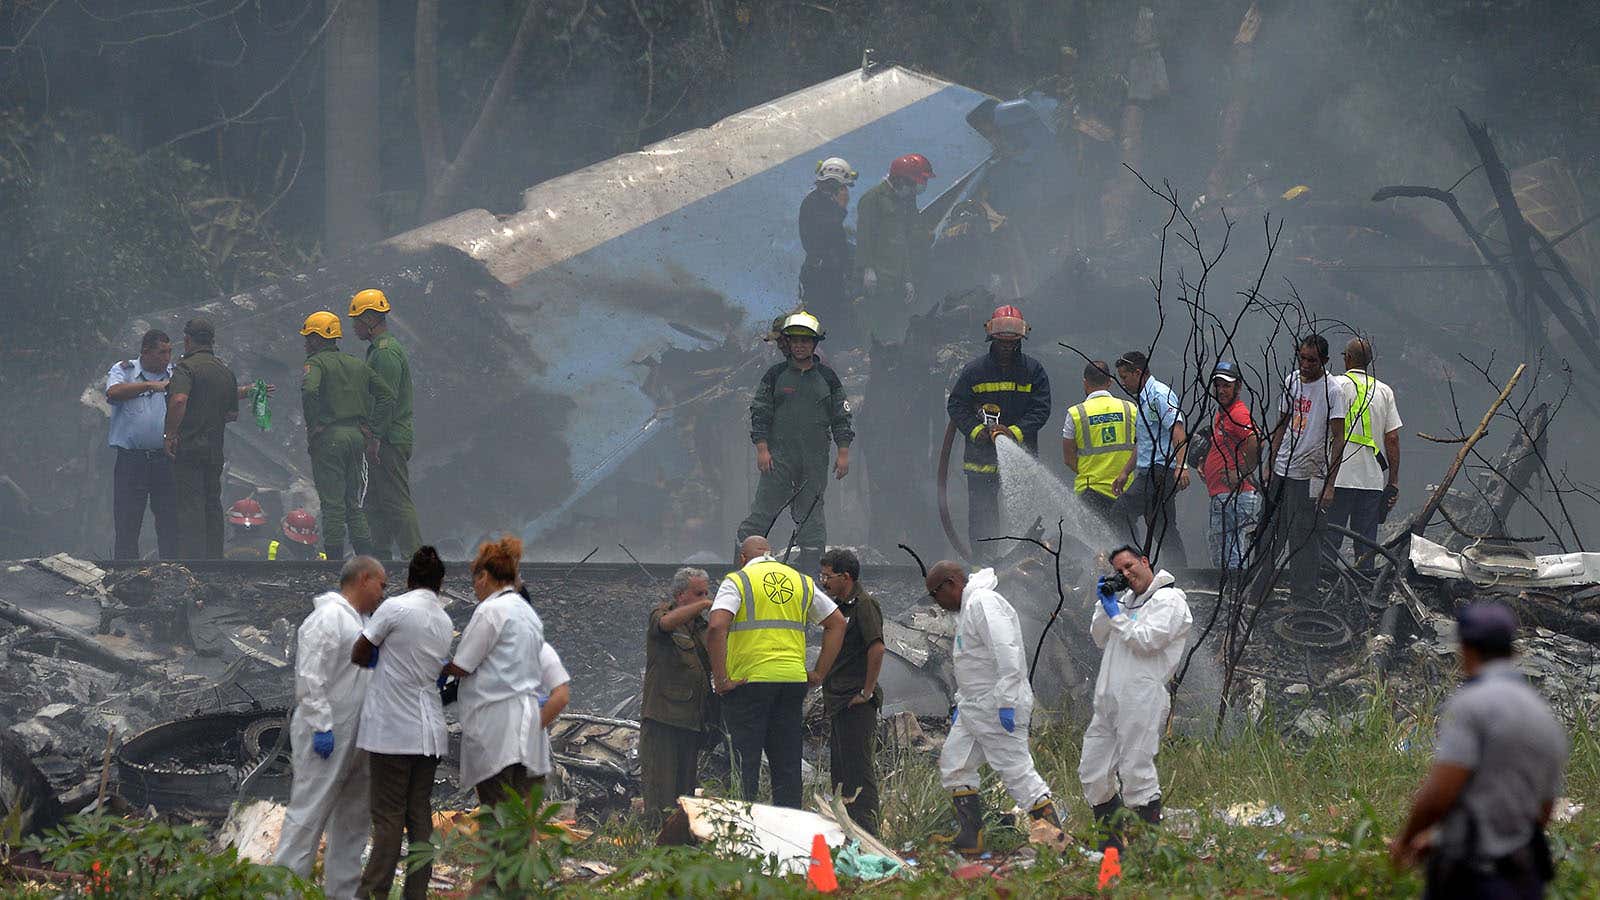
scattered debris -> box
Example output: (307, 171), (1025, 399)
(1217, 802), (1286, 828)
(677, 795), (846, 876)
(216, 799), (285, 864)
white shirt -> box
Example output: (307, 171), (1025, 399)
(537, 643), (570, 704)
(293, 591), (370, 734)
(454, 586), (549, 788)
(1061, 389), (1111, 439)
(357, 588), (453, 757)
(1272, 371), (1351, 487)
(1334, 370), (1401, 491)
(711, 555), (839, 623)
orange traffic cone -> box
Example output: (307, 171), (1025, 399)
(1097, 845), (1121, 890)
(807, 833), (838, 892)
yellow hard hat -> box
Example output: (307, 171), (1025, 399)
(349, 288), (390, 317)
(780, 310), (824, 340)
(300, 311), (342, 339)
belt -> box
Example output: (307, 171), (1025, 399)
(115, 447), (166, 458)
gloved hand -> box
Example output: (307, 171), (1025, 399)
(999, 708), (1016, 733)
(862, 267), (878, 291)
(364, 645), (380, 669)
(313, 730), (334, 759)
(437, 663), (450, 689)
(1097, 577), (1120, 619)
(949, 706), (958, 726)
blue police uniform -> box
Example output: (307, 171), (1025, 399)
(106, 358), (178, 559)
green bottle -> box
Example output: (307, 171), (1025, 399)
(251, 379), (271, 431)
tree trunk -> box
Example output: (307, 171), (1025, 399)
(323, 0), (383, 255)
(1206, 2), (1261, 201)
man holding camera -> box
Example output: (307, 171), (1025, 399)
(1079, 545), (1193, 849)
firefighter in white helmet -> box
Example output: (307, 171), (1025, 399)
(799, 158), (859, 348)
(736, 311), (853, 573)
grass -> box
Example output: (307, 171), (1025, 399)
(564, 687), (1600, 898)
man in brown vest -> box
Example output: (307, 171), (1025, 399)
(640, 566), (714, 823)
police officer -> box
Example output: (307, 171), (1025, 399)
(1062, 360), (1137, 534)
(164, 318), (239, 559)
(798, 158), (857, 348)
(705, 536), (845, 809)
(299, 311), (396, 561)
(735, 311), (853, 573)
(640, 566), (714, 824)
(1392, 603), (1568, 898)
(106, 329), (177, 559)
(349, 289), (423, 559)
(856, 153), (934, 345)
(818, 547), (885, 836)
(270, 509), (328, 561)
(946, 305), (1052, 553)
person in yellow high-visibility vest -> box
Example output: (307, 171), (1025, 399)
(1329, 338), (1401, 572)
(705, 535), (846, 808)
(1062, 360), (1137, 538)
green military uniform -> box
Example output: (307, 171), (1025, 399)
(301, 347), (395, 559)
(855, 179), (929, 344)
(823, 582), (885, 836)
(169, 349), (238, 559)
(363, 333), (422, 559)
(736, 358), (853, 559)
(639, 600), (712, 823)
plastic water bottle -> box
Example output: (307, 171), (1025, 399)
(251, 380), (271, 431)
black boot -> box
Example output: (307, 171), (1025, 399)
(1134, 797), (1161, 827)
(1028, 796), (1063, 829)
(932, 789), (985, 856)
(1091, 796), (1125, 852)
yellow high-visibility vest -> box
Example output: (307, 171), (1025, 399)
(267, 540), (326, 560)
(725, 559), (814, 683)
(1343, 371), (1378, 455)
(1069, 394), (1137, 498)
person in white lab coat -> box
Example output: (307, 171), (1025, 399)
(445, 534), (550, 808)
(1079, 545), (1192, 849)
(272, 556), (385, 900)
(925, 561), (1060, 856)
(350, 546), (453, 900)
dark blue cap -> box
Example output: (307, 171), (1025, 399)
(1211, 360), (1240, 383)
(1456, 602), (1518, 649)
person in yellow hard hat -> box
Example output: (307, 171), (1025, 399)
(300, 311), (396, 560)
(348, 289), (422, 559)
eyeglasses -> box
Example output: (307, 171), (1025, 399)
(928, 577), (954, 599)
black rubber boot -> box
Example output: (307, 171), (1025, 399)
(933, 789), (985, 856)
(1134, 797), (1162, 827)
(1028, 796), (1063, 829)
(1091, 796), (1125, 852)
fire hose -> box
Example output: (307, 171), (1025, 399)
(936, 420), (972, 562)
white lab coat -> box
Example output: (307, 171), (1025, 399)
(273, 591), (371, 900)
(454, 587), (550, 790)
(1078, 569), (1192, 807)
(938, 568), (1051, 808)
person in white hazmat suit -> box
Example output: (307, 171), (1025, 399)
(272, 556), (386, 899)
(1079, 544), (1192, 850)
(925, 561), (1061, 855)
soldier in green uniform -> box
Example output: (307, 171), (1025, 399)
(735, 311), (853, 573)
(349, 288), (423, 559)
(298, 311), (396, 560)
(163, 318), (239, 559)
(639, 567), (714, 825)
(855, 152), (934, 345)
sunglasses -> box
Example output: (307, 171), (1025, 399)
(928, 577), (954, 599)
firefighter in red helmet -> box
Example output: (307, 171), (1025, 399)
(856, 153), (935, 345)
(946, 304), (1053, 556)
(270, 509), (329, 561)
(223, 497), (271, 560)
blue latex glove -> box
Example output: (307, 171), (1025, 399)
(950, 707), (959, 726)
(1096, 577), (1120, 619)
(365, 645), (380, 669)
(999, 708), (1015, 733)
(437, 660), (451, 689)
(312, 730), (334, 759)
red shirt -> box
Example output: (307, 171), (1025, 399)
(1202, 399), (1260, 496)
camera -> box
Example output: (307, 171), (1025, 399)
(1102, 571), (1130, 594)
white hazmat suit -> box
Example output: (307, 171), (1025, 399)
(273, 591), (372, 899)
(938, 568), (1052, 808)
(1078, 569), (1192, 808)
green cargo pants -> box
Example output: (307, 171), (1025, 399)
(309, 425), (372, 558)
(640, 719), (701, 825)
(736, 444), (829, 551)
(364, 441), (422, 560)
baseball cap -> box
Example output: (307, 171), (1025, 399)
(1211, 360), (1240, 383)
(1456, 602), (1518, 650)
